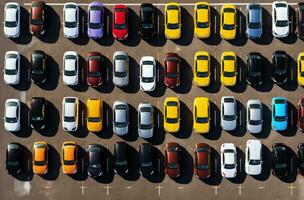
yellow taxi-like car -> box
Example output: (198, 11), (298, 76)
(86, 98), (103, 132)
(298, 52), (304, 86)
(221, 51), (237, 86)
(194, 2), (211, 38)
(33, 141), (48, 175)
(193, 97), (210, 134)
(62, 142), (77, 174)
(193, 51), (210, 86)
(165, 2), (181, 39)
(220, 4), (237, 40)
(164, 97), (180, 133)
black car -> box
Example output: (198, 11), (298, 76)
(246, 52), (263, 86)
(31, 50), (47, 84)
(31, 97), (46, 130)
(139, 3), (156, 39)
(298, 143), (304, 174)
(139, 143), (154, 176)
(6, 143), (22, 175)
(114, 142), (128, 174)
(272, 143), (288, 177)
(272, 51), (288, 85)
(87, 144), (103, 178)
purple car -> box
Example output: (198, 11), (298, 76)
(87, 2), (104, 39)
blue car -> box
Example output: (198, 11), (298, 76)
(246, 4), (263, 39)
(271, 97), (288, 131)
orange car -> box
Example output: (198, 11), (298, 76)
(32, 141), (48, 175)
(62, 142), (77, 174)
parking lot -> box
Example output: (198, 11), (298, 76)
(1, 0), (304, 199)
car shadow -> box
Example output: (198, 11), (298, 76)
(277, 145), (297, 183)
(201, 147), (222, 185)
(171, 101), (192, 139)
(12, 144), (33, 181)
(252, 7), (273, 45)
(69, 145), (88, 181)
(148, 60), (166, 97)
(228, 56), (247, 93)
(173, 146), (193, 184)
(36, 100), (59, 137)
(200, 6), (221, 45)
(145, 106), (165, 145)
(120, 56), (140, 93)
(145, 146), (165, 183)
(172, 57), (193, 94)
(10, 6), (32, 44)
(120, 8), (140, 47)
(253, 103), (271, 139)
(41, 144), (60, 180)
(12, 55), (31, 91)
(200, 55), (221, 93)
(278, 54), (298, 91)
(38, 54), (60, 90)
(39, 5), (60, 43)
(278, 6), (297, 44)
(70, 7), (89, 45)
(227, 100), (246, 137)
(120, 144), (140, 181)
(12, 102), (32, 138)
(201, 101), (221, 140)
(254, 55), (274, 92)
(94, 145), (114, 183)
(68, 100), (89, 138)
(277, 101), (297, 137)
(252, 144), (271, 181)
(229, 147), (246, 184)
(172, 7), (193, 46)
(70, 55), (89, 92)
(228, 8), (247, 46)
(93, 101), (113, 139)
(95, 55), (114, 93)
(120, 104), (138, 142)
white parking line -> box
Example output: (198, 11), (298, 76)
(20, 91), (27, 102)
(155, 185), (163, 196)
(258, 186), (264, 189)
(126, 186), (133, 189)
(288, 184), (296, 196)
(212, 186), (220, 196)
(238, 184), (244, 196)
(80, 184), (87, 196)
(104, 184), (111, 196)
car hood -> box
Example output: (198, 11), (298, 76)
(88, 76), (102, 87)
(246, 164), (261, 175)
(247, 124), (262, 134)
(63, 74), (78, 85)
(222, 167), (237, 178)
(165, 28), (181, 39)
(165, 77), (178, 87)
(87, 121), (102, 132)
(113, 28), (128, 39)
(33, 165), (48, 175)
(4, 26), (19, 36)
(63, 164), (77, 174)
(64, 27), (78, 37)
(195, 168), (210, 179)
(88, 166), (102, 177)
(273, 26), (289, 37)
(31, 24), (44, 35)
(4, 74), (19, 84)
(63, 121), (77, 131)
(140, 81), (156, 91)
(114, 126), (128, 136)
(88, 27), (103, 38)
(272, 120), (288, 131)
(138, 128), (153, 138)
(5, 121), (20, 132)
(221, 119), (237, 131)
(32, 73), (45, 83)
(247, 27), (262, 38)
(6, 165), (21, 175)
(166, 167), (180, 177)
(113, 76), (128, 86)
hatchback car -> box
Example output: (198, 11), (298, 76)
(87, 2), (104, 39)
(221, 96), (237, 131)
(62, 141), (77, 174)
(31, 50), (47, 84)
(113, 51), (129, 87)
(164, 97), (180, 133)
(4, 2), (20, 38)
(139, 143), (154, 176)
(3, 51), (20, 85)
(297, 98), (304, 131)
(272, 51), (288, 85)
(63, 3), (79, 38)
(246, 4), (262, 39)
(31, 97), (46, 130)
(164, 2), (181, 39)
(193, 51), (210, 86)
(271, 97), (288, 131)
(245, 140), (262, 175)
(194, 143), (211, 179)
(139, 3), (156, 39)
(272, 143), (288, 177)
(4, 99), (21, 132)
(297, 143), (304, 174)
(63, 51), (79, 86)
(164, 142), (180, 178)
(87, 144), (103, 177)
(247, 99), (263, 134)
(221, 51), (237, 87)
(87, 52), (103, 87)
(113, 101), (129, 136)
(272, 1), (289, 38)
(62, 97), (79, 132)
(220, 4), (237, 40)
(221, 143), (237, 178)
(193, 97), (210, 134)
(30, 1), (46, 36)
(6, 143), (22, 175)
(246, 52), (263, 86)
(138, 103), (154, 139)
(86, 98), (103, 132)
(114, 142), (129, 174)
(32, 141), (48, 175)
(194, 2), (210, 38)
(296, 2), (304, 38)
(140, 56), (156, 92)
(164, 53), (180, 88)
(112, 5), (128, 40)
(297, 52), (304, 86)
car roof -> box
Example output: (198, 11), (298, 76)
(34, 142), (47, 161)
(87, 99), (101, 118)
(64, 98), (76, 117)
(114, 142), (127, 162)
(139, 143), (152, 162)
(247, 140), (261, 160)
(248, 5), (261, 23)
(64, 4), (77, 22)
(114, 6), (127, 24)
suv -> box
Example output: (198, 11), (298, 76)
(63, 3), (79, 38)
(30, 1), (46, 36)
(4, 99), (21, 132)
(272, 1), (289, 38)
(113, 51), (129, 87)
(246, 4), (262, 39)
(62, 97), (79, 132)
(138, 103), (154, 139)
(139, 143), (154, 176)
(113, 101), (129, 136)
(113, 142), (129, 174)
(4, 2), (20, 38)
(245, 140), (262, 175)
(221, 96), (237, 131)
(31, 50), (47, 84)
(30, 97), (46, 130)
(246, 99), (263, 134)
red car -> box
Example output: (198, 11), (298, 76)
(164, 53), (180, 88)
(164, 142), (180, 178)
(194, 143), (211, 179)
(298, 98), (304, 131)
(87, 52), (103, 87)
(112, 5), (128, 40)
(30, 1), (46, 36)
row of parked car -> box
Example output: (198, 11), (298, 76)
(6, 140), (304, 179)
(3, 1), (304, 40)
(4, 96), (304, 135)
(4, 50), (304, 88)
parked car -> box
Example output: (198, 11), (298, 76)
(112, 5), (128, 40)
(113, 101), (129, 136)
(164, 2), (181, 39)
(113, 51), (129, 87)
(194, 143), (211, 179)
(164, 53), (180, 88)
(139, 3), (156, 39)
(272, 51), (288, 85)
(164, 142), (180, 178)
(296, 2), (304, 38)
(272, 143), (288, 177)
(6, 143), (22, 175)
(63, 51), (79, 86)
(113, 142), (129, 174)
(87, 2), (104, 39)
(30, 97), (46, 130)
(221, 51), (237, 87)
(246, 52), (263, 86)
(246, 99), (263, 134)
(3, 51), (20, 85)
(245, 140), (262, 175)
(31, 50), (47, 84)
(62, 97), (79, 132)
(138, 102), (154, 138)
(246, 3), (263, 39)
(87, 144), (103, 177)
(220, 4), (237, 40)
(140, 56), (156, 92)
(87, 52), (103, 87)
(4, 99), (21, 132)
(139, 143), (154, 176)
(63, 3), (79, 38)
(272, 1), (289, 38)
(297, 98), (304, 131)
(297, 52), (304, 86)
(62, 141), (77, 174)
(298, 143), (304, 174)
(194, 2), (211, 38)
(164, 97), (180, 133)
(193, 97), (210, 134)
(271, 97), (288, 131)
(4, 2), (20, 38)
(221, 96), (237, 131)
(86, 98), (103, 132)
(221, 143), (237, 178)
(193, 51), (210, 87)
(30, 1), (46, 36)
(32, 141), (48, 175)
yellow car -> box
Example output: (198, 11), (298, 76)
(193, 51), (210, 86)
(62, 141), (77, 174)
(193, 97), (210, 133)
(164, 97), (180, 133)
(164, 2), (181, 39)
(32, 141), (48, 175)
(220, 4), (237, 40)
(298, 52), (304, 86)
(194, 2), (210, 38)
(221, 52), (237, 86)
(86, 98), (103, 132)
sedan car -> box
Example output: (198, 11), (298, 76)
(164, 53), (180, 88)
(297, 98), (304, 131)
(221, 143), (237, 178)
(3, 2), (20, 38)
(138, 103), (154, 139)
(62, 141), (77, 174)
(220, 4), (237, 40)
(87, 52), (103, 87)
(246, 3), (263, 39)
(245, 140), (262, 175)
(3, 51), (20, 85)
(221, 51), (237, 87)
(296, 2), (304, 38)
(272, 1), (289, 38)
(6, 143), (22, 175)
(246, 99), (263, 134)
(113, 101), (129, 136)
(271, 97), (288, 131)
(30, 97), (46, 130)
(272, 51), (288, 85)
(164, 97), (180, 133)
(194, 143), (211, 179)
(114, 142), (128, 174)
(112, 5), (128, 40)
(164, 142), (180, 178)
(32, 141), (48, 175)
(221, 96), (237, 131)
(87, 144), (103, 177)
(62, 97), (79, 132)
(297, 52), (304, 86)
(139, 3), (156, 39)
(164, 2), (181, 39)
(86, 98), (103, 132)
(63, 3), (79, 38)
(139, 143), (154, 176)
(193, 97), (210, 134)
(4, 99), (21, 132)
(246, 52), (263, 86)
(194, 2), (211, 38)
(140, 56), (156, 92)
(87, 2), (104, 39)
(193, 51), (210, 87)
(113, 51), (129, 87)
(297, 143), (304, 174)
(30, 1), (46, 36)
(31, 50), (47, 84)
(63, 51), (79, 86)
(272, 143), (288, 177)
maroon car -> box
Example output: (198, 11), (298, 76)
(298, 98), (304, 131)
(164, 142), (180, 178)
(296, 2), (304, 38)
(30, 1), (46, 36)
(87, 52), (103, 87)
(164, 53), (180, 88)
(194, 143), (211, 179)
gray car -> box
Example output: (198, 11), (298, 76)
(113, 51), (129, 87)
(221, 96), (237, 131)
(247, 99), (263, 134)
(138, 103), (154, 138)
(246, 3), (263, 39)
(113, 101), (129, 136)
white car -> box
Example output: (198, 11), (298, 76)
(3, 51), (20, 85)
(113, 51), (129, 87)
(247, 99), (263, 134)
(63, 51), (79, 85)
(140, 56), (156, 92)
(221, 96), (237, 131)
(272, 1), (289, 38)
(221, 143), (237, 178)
(3, 2), (20, 38)
(62, 97), (79, 131)
(138, 102), (154, 138)
(63, 3), (79, 38)
(113, 101), (129, 136)
(4, 99), (21, 132)
(245, 139), (262, 175)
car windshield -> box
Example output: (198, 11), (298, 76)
(276, 20), (288, 27)
(114, 23), (126, 29)
(274, 116), (286, 122)
(196, 71), (209, 77)
(32, 69), (44, 75)
(64, 116), (75, 122)
(31, 19), (43, 25)
(89, 71), (101, 77)
(115, 71), (127, 77)
(248, 22), (261, 29)
(167, 23), (179, 29)
(223, 71), (236, 77)
(5, 21), (17, 27)
(196, 117), (209, 123)
(64, 160), (76, 165)
(65, 21), (77, 28)
(142, 77), (154, 83)
(7, 160), (19, 166)
(197, 164), (209, 170)
(197, 22), (209, 28)
(142, 23), (154, 29)
(32, 116), (42, 121)
(223, 24), (235, 30)
(64, 69), (76, 76)
(140, 124), (153, 130)
(115, 121), (127, 127)
(275, 162), (286, 169)
(249, 159), (261, 165)
(5, 69), (18, 75)
(224, 164), (235, 169)
(90, 23), (102, 29)
(166, 72), (177, 78)
(223, 115), (236, 121)
(6, 117), (17, 123)
(167, 163), (178, 169)
(166, 117), (178, 123)
(249, 119), (262, 125)
(88, 117), (100, 122)
(141, 161), (153, 167)
(34, 160), (46, 166)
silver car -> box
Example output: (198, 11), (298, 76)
(221, 96), (237, 131)
(113, 51), (129, 87)
(246, 99), (263, 134)
(138, 103), (154, 138)
(113, 101), (129, 136)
